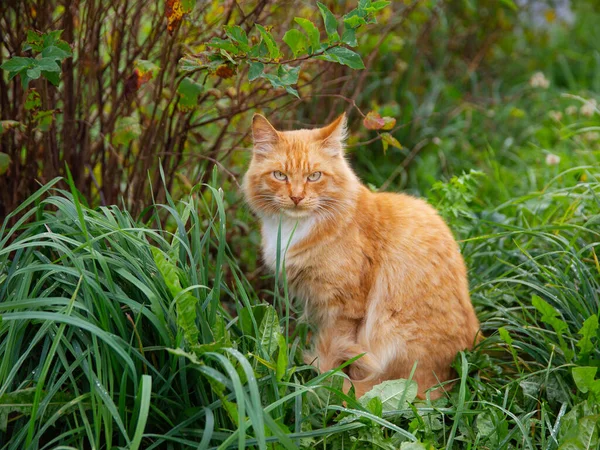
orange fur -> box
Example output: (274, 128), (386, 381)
(243, 113), (480, 399)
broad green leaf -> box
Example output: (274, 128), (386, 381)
(284, 86), (299, 97)
(42, 70), (60, 86)
(532, 295), (573, 360)
(256, 24), (282, 60)
(211, 314), (232, 347)
(113, 116), (141, 146)
(283, 29), (309, 57)
(370, 0), (391, 12)
(476, 412), (495, 437)
(359, 378), (417, 412)
(343, 11), (367, 29)
(42, 29), (63, 47)
(177, 76), (203, 110)
(572, 367), (600, 396)
(277, 64), (300, 85)
(317, 2), (339, 41)
(26, 66), (41, 80)
(0, 152), (10, 175)
(365, 396), (383, 417)
(208, 37), (240, 55)
(248, 61), (264, 81)
(178, 54), (219, 72)
(558, 400), (600, 448)
(261, 65), (300, 97)
(558, 414), (600, 449)
(41, 45), (71, 60)
(25, 30), (44, 52)
(577, 314), (598, 356)
(400, 443), (428, 450)
(532, 295), (568, 333)
(36, 57), (61, 72)
(319, 46), (364, 69)
(224, 25), (250, 52)
(258, 306), (282, 357)
(294, 18), (320, 52)
(152, 248), (199, 346)
(341, 26), (357, 47)
(1, 56), (34, 73)
(238, 304), (269, 337)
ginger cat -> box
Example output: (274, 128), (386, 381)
(243, 113), (480, 399)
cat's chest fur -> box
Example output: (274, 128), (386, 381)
(260, 216), (316, 271)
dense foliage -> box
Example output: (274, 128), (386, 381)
(1, 0), (600, 449)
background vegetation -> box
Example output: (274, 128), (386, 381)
(1, 0), (600, 448)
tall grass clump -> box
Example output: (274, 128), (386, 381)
(0, 173), (423, 449)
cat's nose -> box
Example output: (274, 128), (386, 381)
(290, 196), (304, 205)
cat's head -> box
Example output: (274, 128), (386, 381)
(243, 113), (359, 220)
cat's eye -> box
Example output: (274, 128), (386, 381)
(273, 171), (287, 181)
(307, 171), (322, 182)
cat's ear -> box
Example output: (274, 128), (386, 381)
(252, 114), (279, 156)
(319, 113), (347, 156)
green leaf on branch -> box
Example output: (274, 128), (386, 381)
(113, 116), (142, 146)
(41, 45), (71, 61)
(283, 29), (309, 57)
(42, 71), (60, 86)
(343, 13), (367, 29)
(294, 18), (320, 52)
(248, 61), (264, 81)
(0, 57), (34, 73)
(341, 26), (357, 47)
(369, 0), (391, 12)
(256, 24), (281, 60)
(26, 67), (41, 80)
(261, 64), (300, 98)
(224, 25), (250, 52)
(277, 64), (300, 85)
(319, 46), (364, 69)
(177, 77), (203, 110)
(36, 57), (61, 72)
(381, 132), (401, 153)
(208, 37), (240, 55)
(317, 2), (339, 41)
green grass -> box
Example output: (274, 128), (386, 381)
(1, 152), (599, 448)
